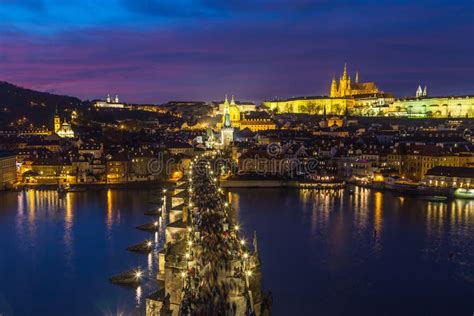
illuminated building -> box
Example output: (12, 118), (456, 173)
(106, 152), (129, 183)
(217, 96), (276, 132)
(387, 93), (474, 118)
(166, 142), (194, 156)
(29, 158), (74, 184)
(352, 93), (394, 116)
(263, 95), (352, 115)
(78, 143), (103, 159)
(262, 64), (474, 118)
(71, 155), (92, 183)
(19, 127), (52, 136)
(422, 166), (474, 189)
(54, 110), (61, 133)
(264, 64), (387, 115)
(330, 64), (380, 97)
(56, 120), (75, 138)
(93, 94), (127, 109)
(0, 151), (17, 189)
(387, 145), (474, 181)
(238, 118), (277, 132)
(219, 103), (234, 147)
(215, 95), (256, 114)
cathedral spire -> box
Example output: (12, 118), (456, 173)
(416, 85), (423, 97)
(355, 71), (359, 83)
(343, 63), (348, 79)
(223, 103), (231, 128)
(224, 94), (229, 106)
(330, 73), (338, 97)
(253, 231), (259, 255)
(230, 95), (236, 105)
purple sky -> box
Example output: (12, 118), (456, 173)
(0, 0), (473, 103)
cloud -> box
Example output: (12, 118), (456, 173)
(0, 0), (473, 102)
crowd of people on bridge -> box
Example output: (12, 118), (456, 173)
(179, 159), (257, 315)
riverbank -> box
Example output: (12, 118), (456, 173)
(220, 178), (344, 189)
(14, 180), (174, 191)
(347, 179), (472, 200)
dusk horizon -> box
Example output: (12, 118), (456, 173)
(1, 0), (473, 104)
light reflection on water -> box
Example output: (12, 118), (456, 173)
(231, 188), (474, 316)
(1, 188), (473, 315)
(0, 189), (166, 316)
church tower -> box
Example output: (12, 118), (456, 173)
(319, 105), (329, 128)
(220, 98), (234, 147)
(416, 85), (423, 97)
(223, 99), (231, 128)
(339, 63), (349, 97)
(330, 74), (338, 97)
(225, 95), (241, 123)
(346, 75), (352, 96)
(53, 107), (61, 133)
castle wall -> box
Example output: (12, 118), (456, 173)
(387, 96), (474, 118)
(264, 97), (353, 115)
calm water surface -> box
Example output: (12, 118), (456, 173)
(0, 188), (473, 315)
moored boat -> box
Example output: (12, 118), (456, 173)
(57, 184), (69, 194)
(453, 188), (474, 199)
(420, 195), (448, 202)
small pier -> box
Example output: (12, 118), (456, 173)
(110, 267), (143, 286)
(144, 208), (161, 216)
(136, 221), (160, 232)
(127, 240), (154, 253)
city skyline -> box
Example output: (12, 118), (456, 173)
(1, 0), (473, 103)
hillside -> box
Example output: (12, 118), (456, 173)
(0, 81), (85, 127)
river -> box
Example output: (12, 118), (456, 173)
(0, 187), (473, 315)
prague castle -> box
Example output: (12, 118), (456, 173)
(264, 64), (393, 116)
(330, 64), (380, 97)
(263, 64), (474, 118)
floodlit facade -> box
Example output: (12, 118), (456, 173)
(387, 95), (474, 118)
(0, 151), (17, 189)
(263, 65), (474, 118)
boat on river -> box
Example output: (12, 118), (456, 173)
(420, 196), (448, 202)
(68, 186), (87, 192)
(454, 188), (474, 199)
(57, 184), (69, 194)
